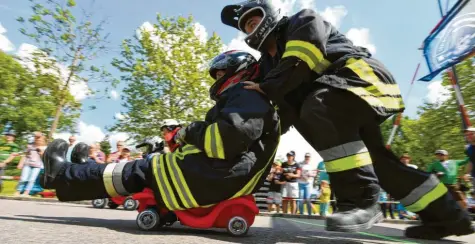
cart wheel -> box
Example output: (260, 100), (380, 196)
(92, 198), (108, 209)
(123, 197), (138, 211)
(108, 201), (119, 209)
(227, 216), (249, 236)
(136, 209), (160, 231)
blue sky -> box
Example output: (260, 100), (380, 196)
(0, 0), (452, 160)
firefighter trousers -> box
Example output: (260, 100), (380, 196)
(291, 85), (449, 214)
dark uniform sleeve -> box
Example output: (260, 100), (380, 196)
(183, 84), (271, 160)
(259, 9), (332, 101)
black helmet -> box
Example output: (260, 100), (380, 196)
(221, 0), (280, 51)
(208, 50), (259, 101)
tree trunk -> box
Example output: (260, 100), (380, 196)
(48, 99), (65, 141)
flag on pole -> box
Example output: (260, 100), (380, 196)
(419, 0), (475, 81)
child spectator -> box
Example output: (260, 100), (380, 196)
(319, 180), (331, 217)
(0, 130), (20, 193)
(266, 161), (284, 213)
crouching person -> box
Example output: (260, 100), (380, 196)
(40, 51), (281, 210)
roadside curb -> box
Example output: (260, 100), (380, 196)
(0, 196), (422, 224)
(0, 195), (90, 205)
(257, 212), (421, 224)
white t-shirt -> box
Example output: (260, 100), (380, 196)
(298, 163), (316, 184)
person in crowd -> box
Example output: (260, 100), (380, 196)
(88, 143), (105, 164)
(0, 130), (20, 193)
(94, 143), (106, 162)
(114, 146), (131, 163)
(14, 132), (47, 196)
(464, 127), (475, 188)
(298, 153), (317, 215)
(379, 190), (395, 219)
(319, 180), (331, 217)
(397, 202), (419, 220)
(280, 151), (301, 214)
(66, 136), (77, 161)
(426, 149), (470, 209)
(106, 141), (125, 163)
(400, 153), (418, 169)
(266, 161), (284, 213)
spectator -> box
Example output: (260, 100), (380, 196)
(107, 141), (125, 163)
(396, 202), (418, 220)
(65, 135), (77, 162)
(14, 132), (47, 197)
(400, 153), (418, 169)
(379, 190), (395, 219)
(464, 127), (475, 188)
(88, 143), (105, 164)
(298, 153), (317, 215)
(114, 146), (131, 163)
(95, 142), (106, 162)
(319, 180), (331, 217)
(426, 149), (470, 209)
(317, 160), (336, 213)
(280, 151), (301, 214)
(135, 151), (144, 160)
(266, 161), (284, 213)
(0, 130), (20, 193)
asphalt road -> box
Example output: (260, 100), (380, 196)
(0, 199), (474, 244)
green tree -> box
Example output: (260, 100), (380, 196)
(381, 59), (474, 170)
(99, 135), (111, 155)
(16, 0), (118, 140)
(0, 51), (80, 138)
(110, 15), (223, 140)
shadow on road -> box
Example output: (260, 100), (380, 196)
(0, 215), (466, 244)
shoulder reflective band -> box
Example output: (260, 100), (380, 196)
(232, 121), (281, 198)
(319, 141), (372, 173)
(152, 154), (183, 210)
(103, 163), (120, 197)
(204, 123), (225, 159)
(282, 40), (331, 74)
(112, 161), (130, 196)
(400, 174), (447, 213)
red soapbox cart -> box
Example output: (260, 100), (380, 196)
(132, 188), (259, 236)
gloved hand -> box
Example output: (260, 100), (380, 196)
(173, 127), (187, 145)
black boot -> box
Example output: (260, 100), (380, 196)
(404, 193), (474, 240)
(326, 184), (383, 232)
(71, 142), (89, 164)
(40, 139), (70, 189)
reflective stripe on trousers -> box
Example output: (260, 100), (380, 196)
(152, 145), (201, 211)
(319, 140), (372, 173)
(399, 174), (447, 212)
(102, 162), (131, 197)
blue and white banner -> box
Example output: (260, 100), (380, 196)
(420, 0), (475, 81)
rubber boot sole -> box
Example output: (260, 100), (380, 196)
(326, 211), (384, 232)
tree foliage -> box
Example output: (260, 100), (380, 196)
(16, 0), (117, 139)
(110, 14), (223, 141)
(0, 51), (79, 138)
(99, 135), (111, 155)
(382, 58), (474, 171)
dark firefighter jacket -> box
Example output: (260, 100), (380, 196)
(258, 9), (405, 131)
(150, 83), (280, 211)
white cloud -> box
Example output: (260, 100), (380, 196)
(298, 0), (315, 10)
(346, 28), (377, 54)
(426, 80), (450, 104)
(0, 22), (15, 52)
(16, 43), (89, 100)
(110, 90), (119, 100)
(114, 112), (125, 120)
(193, 22), (208, 43)
(276, 128), (323, 166)
(225, 32), (261, 59)
(319, 6), (348, 29)
(53, 120), (133, 152)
